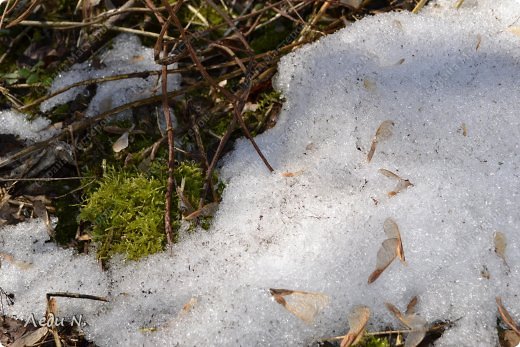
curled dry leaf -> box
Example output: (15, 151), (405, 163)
(367, 120), (395, 162)
(379, 169), (413, 197)
(368, 218), (405, 284)
(269, 288), (329, 324)
(494, 231), (509, 268)
(496, 297), (520, 336)
(340, 305), (370, 347)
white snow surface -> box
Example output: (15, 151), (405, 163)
(2, 0), (520, 346)
(0, 109), (57, 141)
(40, 33), (179, 118)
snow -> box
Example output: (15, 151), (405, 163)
(40, 33), (179, 119)
(0, 109), (57, 141)
(2, 0), (520, 346)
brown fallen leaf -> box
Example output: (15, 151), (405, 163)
(281, 170), (304, 177)
(340, 305), (370, 347)
(0, 252), (32, 270)
(367, 120), (395, 162)
(378, 169), (413, 197)
(406, 296), (418, 315)
(368, 218), (405, 284)
(386, 300), (428, 347)
(494, 231), (509, 269)
(10, 327), (49, 347)
(496, 297), (520, 336)
(180, 297), (197, 315)
(269, 288), (329, 323)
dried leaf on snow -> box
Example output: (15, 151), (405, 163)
(340, 305), (370, 347)
(269, 288), (329, 323)
(367, 120), (394, 162)
(496, 297), (520, 336)
(378, 169), (413, 196)
(368, 218), (405, 284)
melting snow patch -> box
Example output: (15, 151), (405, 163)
(0, 109), (57, 142)
(2, 0), (520, 346)
(40, 33), (179, 119)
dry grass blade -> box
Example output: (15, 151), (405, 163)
(46, 297), (62, 347)
(497, 297), (520, 336)
(494, 231), (509, 268)
(367, 120), (394, 162)
(183, 202), (219, 220)
(412, 0), (428, 14)
(341, 305), (371, 347)
(383, 218), (405, 262)
(378, 169), (413, 197)
(269, 288), (329, 323)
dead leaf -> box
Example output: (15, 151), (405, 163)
(0, 252), (32, 270)
(508, 27), (520, 37)
(386, 301), (427, 347)
(10, 327), (49, 347)
(378, 169), (413, 197)
(112, 125), (135, 153)
(497, 297), (520, 336)
(367, 120), (394, 162)
(368, 218), (405, 284)
(384, 218), (405, 262)
(340, 305), (370, 347)
(269, 288), (329, 323)
(180, 297), (197, 315)
(494, 231), (508, 268)
(406, 296), (418, 315)
(281, 170), (304, 177)
(502, 329), (520, 347)
(363, 78), (376, 91)
(33, 199), (54, 237)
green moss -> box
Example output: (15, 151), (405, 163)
(79, 166), (166, 261)
(79, 160), (209, 261)
(357, 335), (391, 347)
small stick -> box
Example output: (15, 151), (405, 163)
(46, 292), (109, 302)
